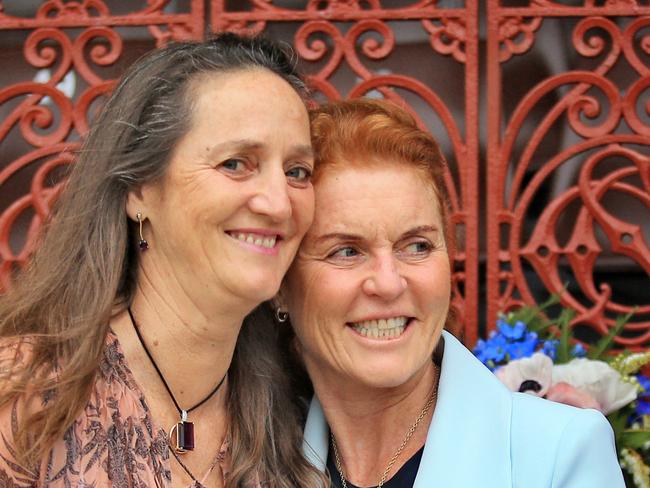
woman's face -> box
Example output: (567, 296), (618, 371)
(283, 162), (450, 392)
(131, 69), (314, 310)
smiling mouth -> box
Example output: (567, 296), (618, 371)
(226, 231), (280, 249)
(349, 316), (412, 340)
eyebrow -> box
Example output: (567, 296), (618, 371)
(401, 225), (441, 238)
(314, 225), (440, 245)
(313, 233), (364, 245)
(291, 144), (315, 160)
(207, 139), (314, 160)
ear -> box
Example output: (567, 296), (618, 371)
(270, 291), (286, 311)
(126, 189), (147, 222)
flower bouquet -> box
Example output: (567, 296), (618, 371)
(473, 296), (650, 487)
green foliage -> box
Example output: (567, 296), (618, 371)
(589, 309), (638, 361)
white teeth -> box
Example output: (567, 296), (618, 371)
(351, 317), (409, 340)
(231, 232), (277, 249)
(353, 317), (408, 330)
(262, 238), (275, 248)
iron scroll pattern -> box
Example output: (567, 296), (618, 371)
(487, 2), (650, 348)
(0, 1), (204, 290)
(212, 0), (481, 344)
(0, 0), (481, 344)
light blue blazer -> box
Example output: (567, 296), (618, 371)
(302, 330), (625, 487)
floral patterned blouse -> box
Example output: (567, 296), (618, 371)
(0, 332), (228, 487)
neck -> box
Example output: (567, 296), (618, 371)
(314, 362), (438, 487)
(114, 266), (249, 414)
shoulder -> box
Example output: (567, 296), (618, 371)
(437, 334), (624, 487)
(510, 393), (624, 487)
(0, 332), (167, 487)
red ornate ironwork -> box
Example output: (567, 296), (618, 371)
(2, 1), (648, 348)
(212, 0), (481, 344)
(0, 0), (204, 290)
(487, 2), (650, 348)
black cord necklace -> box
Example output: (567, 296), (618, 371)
(128, 308), (227, 455)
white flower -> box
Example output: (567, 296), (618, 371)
(552, 358), (638, 414)
(496, 353), (553, 397)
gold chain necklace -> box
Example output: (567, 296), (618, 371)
(330, 381), (438, 488)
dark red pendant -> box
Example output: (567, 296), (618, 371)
(169, 419), (194, 453)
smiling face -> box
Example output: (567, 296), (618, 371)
(283, 162), (451, 393)
(129, 68), (314, 312)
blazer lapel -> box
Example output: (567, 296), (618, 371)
(414, 331), (512, 487)
(303, 395), (329, 471)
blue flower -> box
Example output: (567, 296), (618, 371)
(571, 343), (587, 358)
(636, 400), (650, 416)
(633, 375), (650, 418)
(542, 339), (559, 360)
(473, 333), (508, 366)
(497, 319), (527, 341)
(636, 374), (650, 393)
(505, 332), (539, 360)
(473, 339), (489, 363)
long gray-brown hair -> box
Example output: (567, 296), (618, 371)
(0, 33), (325, 487)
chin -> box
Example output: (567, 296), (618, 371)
(356, 364), (421, 391)
(234, 273), (283, 303)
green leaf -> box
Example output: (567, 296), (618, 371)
(524, 291), (568, 338)
(588, 308), (637, 360)
(619, 429), (650, 449)
(556, 308), (576, 364)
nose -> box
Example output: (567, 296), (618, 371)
(362, 252), (407, 301)
(248, 164), (292, 222)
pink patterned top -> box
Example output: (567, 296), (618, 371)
(0, 332), (229, 487)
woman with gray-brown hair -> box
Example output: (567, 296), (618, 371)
(0, 34), (326, 487)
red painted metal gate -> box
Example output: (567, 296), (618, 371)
(0, 0), (648, 348)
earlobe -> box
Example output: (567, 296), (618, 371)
(270, 292), (286, 312)
(271, 290), (290, 323)
(126, 190), (146, 222)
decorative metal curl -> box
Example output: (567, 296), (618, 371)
(295, 21), (345, 80)
(0, 83), (74, 148)
(72, 27), (123, 86)
(36, 0), (110, 19)
(422, 17), (467, 63)
(498, 16), (543, 62)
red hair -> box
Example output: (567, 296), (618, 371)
(310, 98), (451, 241)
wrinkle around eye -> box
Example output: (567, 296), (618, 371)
(216, 157), (255, 178)
(329, 246), (360, 259)
(395, 240), (440, 262)
(319, 246), (366, 267)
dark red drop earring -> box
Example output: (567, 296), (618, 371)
(137, 212), (149, 251)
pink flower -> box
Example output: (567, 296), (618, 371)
(494, 354), (638, 415)
(545, 382), (602, 410)
(552, 358), (637, 414)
